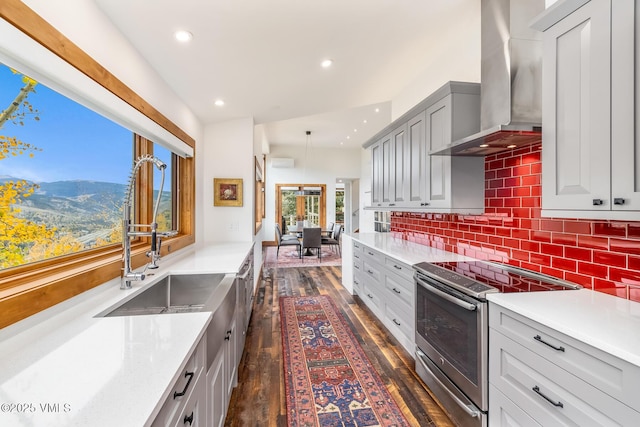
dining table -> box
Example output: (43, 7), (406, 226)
(286, 224), (333, 256)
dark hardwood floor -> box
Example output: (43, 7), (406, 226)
(225, 264), (455, 427)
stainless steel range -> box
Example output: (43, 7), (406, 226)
(413, 260), (581, 427)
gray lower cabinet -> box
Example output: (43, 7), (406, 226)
(152, 337), (207, 427)
(489, 303), (640, 426)
(353, 241), (415, 355)
(153, 256), (254, 427)
(207, 340), (227, 427)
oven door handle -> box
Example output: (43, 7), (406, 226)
(416, 349), (481, 418)
(420, 281), (477, 311)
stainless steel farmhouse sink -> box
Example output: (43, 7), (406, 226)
(98, 271), (238, 370)
(98, 273), (235, 317)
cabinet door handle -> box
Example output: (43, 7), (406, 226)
(614, 198), (626, 205)
(392, 319), (401, 326)
(592, 199), (604, 206)
(533, 335), (565, 352)
(367, 269), (374, 274)
(532, 386), (563, 408)
(392, 287), (401, 294)
(393, 265), (402, 270)
(367, 294), (374, 299)
(183, 411), (194, 425)
(173, 371), (194, 399)
(389, 203), (396, 206)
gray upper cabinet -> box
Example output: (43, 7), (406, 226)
(365, 81), (484, 213)
(407, 111), (429, 207)
(370, 139), (382, 206)
(533, 0), (640, 219)
(391, 123), (408, 206)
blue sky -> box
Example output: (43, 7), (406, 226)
(0, 64), (133, 184)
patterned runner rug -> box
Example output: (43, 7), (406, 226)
(265, 246), (342, 268)
(280, 295), (410, 427)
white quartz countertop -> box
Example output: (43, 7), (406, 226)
(488, 289), (640, 367)
(0, 241), (253, 427)
(350, 232), (474, 265)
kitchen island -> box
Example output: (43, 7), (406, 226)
(0, 242), (254, 427)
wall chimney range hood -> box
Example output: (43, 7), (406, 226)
(432, 0), (545, 156)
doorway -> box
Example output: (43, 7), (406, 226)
(276, 184), (326, 231)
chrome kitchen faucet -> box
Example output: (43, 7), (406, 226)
(121, 155), (177, 289)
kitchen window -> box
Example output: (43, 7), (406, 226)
(0, 63), (133, 269)
(0, 3), (195, 328)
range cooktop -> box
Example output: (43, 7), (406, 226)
(414, 260), (582, 298)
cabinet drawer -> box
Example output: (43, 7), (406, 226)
(384, 300), (414, 343)
(353, 248), (363, 261)
(383, 270), (414, 308)
(384, 256), (413, 282)
(352, 258), (363, 274)
(352, 273), (363, 294)
(153, 337), (206, 426)
(490, 330), (640, 426)
(352, 240), (364, 252)
(172, 371), (206, 427)
(362, 260), (381, 283)
(490, 304), (640, 409)
(362, 246), (383, 264)
(489, 383), (541, 427)
(362, 281), (383, 316)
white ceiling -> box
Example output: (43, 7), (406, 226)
(92, 0), (480, 149)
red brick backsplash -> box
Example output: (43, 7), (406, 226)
(390, 142), (640, 301)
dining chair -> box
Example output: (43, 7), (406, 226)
(275, 223), (301, 257)
(323, 222), (334, 238)
(301, 227), (322, 261)
(322, 223), (342, 256)
(275, 223), (298, 241)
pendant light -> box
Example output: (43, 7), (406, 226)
(295, 131), (311, 196)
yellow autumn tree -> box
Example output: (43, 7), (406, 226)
(0, 179), (56, 268)
(0, 70), (82, 269)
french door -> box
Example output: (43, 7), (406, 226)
(276, 184), (326, 230)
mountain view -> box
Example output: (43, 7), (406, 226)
(2, 176), (171, 247)
(1, 175), (126, 245)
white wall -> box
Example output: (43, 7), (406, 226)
(201, 118), (256, 243)
(391, 2), (481, 120)
(265, 145), (361, 242)
(22, 0), (201, 142)
(350, 179), (360, 232)
(358, 147), (375, 233)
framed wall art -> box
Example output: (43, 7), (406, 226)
(214, 178), (243, 207)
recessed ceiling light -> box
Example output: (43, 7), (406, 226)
(340, 142), (344, 145)
(174, 30), (193, 42)
(363, 119), (367, 124)
(321, 59), (333, 68)
(214, 99), (225, 107)
(346, 136), (351, 139)
(507, 144), (517, 149)
(353, 129), (358, 133)
(479, 144), (489, 148)
(375, 108), (380, 113)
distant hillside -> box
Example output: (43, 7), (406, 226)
(4, 177), (171, 246)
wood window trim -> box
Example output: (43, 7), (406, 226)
(254, 155), (265, 235)
(0, 0), (196, 329)
(275, 183), (327, 243)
